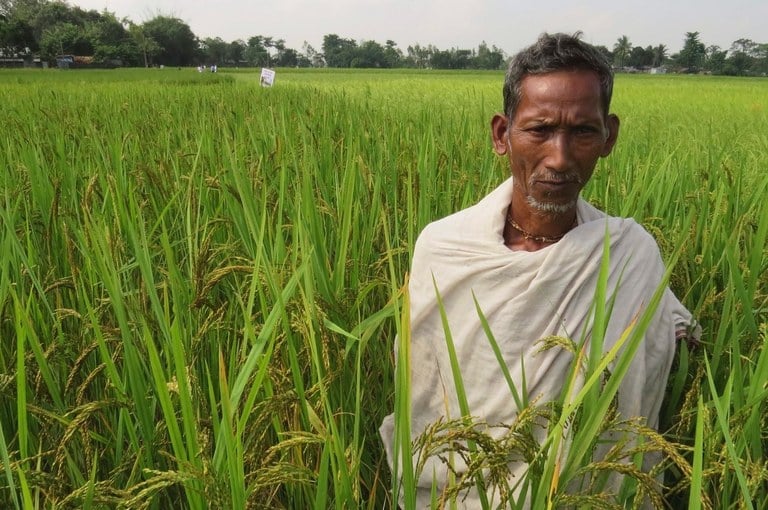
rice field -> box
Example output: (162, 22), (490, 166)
(0, 67), (766, 509)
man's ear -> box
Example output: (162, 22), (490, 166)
(490, 114), (509, 155)
(600, 114), (620, 157)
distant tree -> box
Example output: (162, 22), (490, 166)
(475, 41), (504, 69)
(627, 45), (653, 68)
(201, 36), (227, 65)
(242, 36), (296, 66)
(753, 43), (768, 75)
(724, 49), (753, 76)
(30, 1), (83, 43)
(0, 0), (38, 56)
(352, 39), (386, 67)
(295, 52), (309, 67)
(0, 0), (41, 18)
(322, 33), (356, 67)
(39, 21), (90, 60)
(245, 35), (270, 66)
(454, 48), (472, 68)
(651, 44), (667, 67)
(227, 39), (245, 65)
(269, 37), (285, 64)
(704, 45), (727, 74)
(724, 39), (767, 76)
(429, 48), (451, 69)
(301, 41), (323, 67)
(0, 0), (30, 17)
(430, 47), (471, 69)
(612, 35), (631, 68)
(129, 22), (158, 67)
(141, 16), (198, 66)
(21, 2), (95, 61)
(26, 3), (141, 64)
(677, 31), (706, 73)
(383, 39), (402, 68)
(730, 38), (758, 56)
(88, 11), (136, 65)
(406, 43), (431, 68)
(275, 47), (297, 67)
(2, 1), (142, 64)
(0, 12), (36, 55)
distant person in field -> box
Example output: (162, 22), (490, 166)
(379, 32), (699, 508)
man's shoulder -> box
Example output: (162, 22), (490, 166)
(578, 201), (665, 261)
(421, 205), (473, 234)
(416, 180), (513, 246)
(606, 212), (660, 250)
(581, 202), (658, 240)
(413, 208), (471, 254)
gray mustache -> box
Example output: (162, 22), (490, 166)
(532, 172), (582, 184)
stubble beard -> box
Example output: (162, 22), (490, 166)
(524, 171), (582, 216)
(526, 195), (579, 215)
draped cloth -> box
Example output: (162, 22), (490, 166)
(379, 178), (698, 508)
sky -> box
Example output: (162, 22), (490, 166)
(71, 0), (766, 55)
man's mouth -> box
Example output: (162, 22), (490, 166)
(537, 180), (577, 191)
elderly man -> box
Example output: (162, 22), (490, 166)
(380, 33), (698, 508)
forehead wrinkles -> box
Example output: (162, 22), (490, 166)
(514, 72), (604, 123)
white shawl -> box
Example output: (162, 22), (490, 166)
(380, 177), (696, 508)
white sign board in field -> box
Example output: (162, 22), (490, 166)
(260, 68), (276, 87)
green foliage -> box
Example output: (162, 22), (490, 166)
(226, 39), (245, 65)
(677, 32), (706, 73)
(322, 33), (358, 67)
(140, 15), (198, 67)
(38, 21), (91, 60)
(352, 40), (387, 68)
(201, 36), (227, 65)
(0, 13), (36, 55)
(244, 35), (270, 66)
(613, 35), (631, 68)
(475, 41), (505, 70)
(0, 1), (135, 65)
(321, 34), (504, 70)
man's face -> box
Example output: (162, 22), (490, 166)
(492, 70), (619, 216)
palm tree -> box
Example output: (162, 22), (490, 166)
(612, 35), (632, 68)
(652, 44), (667, 67)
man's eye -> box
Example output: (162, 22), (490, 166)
(574, 126), (597, 135)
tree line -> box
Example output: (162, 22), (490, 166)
(0, 0), (506, 69)
(1, 0), (766, 75)
(606, 32), (768, 76)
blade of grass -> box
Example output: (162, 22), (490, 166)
(687, 396), (704, 510)
(0, 397), (20, 510)
(702, 354), (754, 509)
(432, 275), (489, 508)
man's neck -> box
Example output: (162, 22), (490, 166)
(504, 203), (578, 252)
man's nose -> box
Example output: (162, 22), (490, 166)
(545, 132), (573, 172)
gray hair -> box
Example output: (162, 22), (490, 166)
(503, 32), (614, 120)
